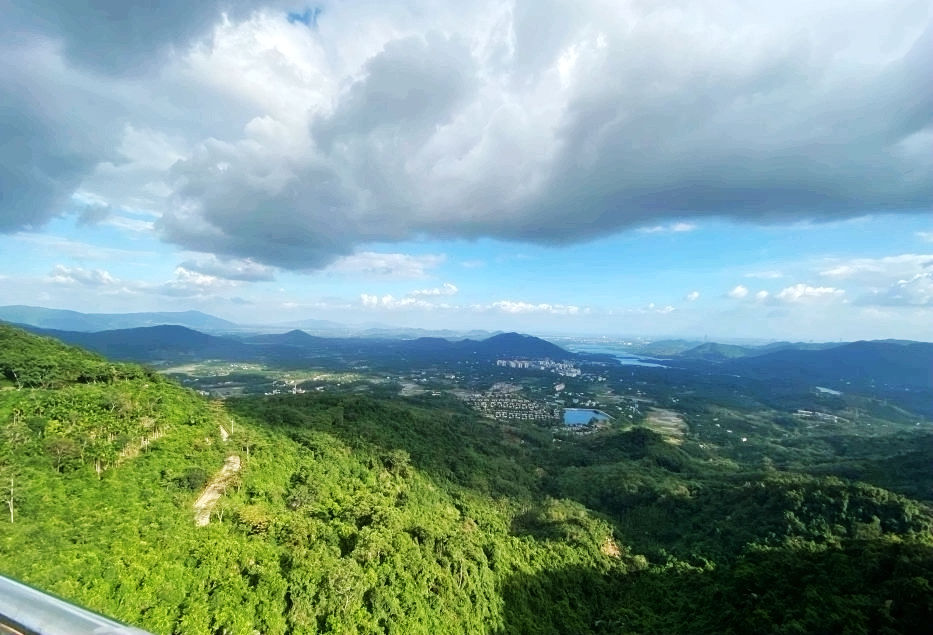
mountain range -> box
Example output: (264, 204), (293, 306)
(0, 305), (238, 332)
(8, 324), (573, 366)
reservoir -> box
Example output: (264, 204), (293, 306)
(563, 408), (613, 426)
(562, 343), (668, 368)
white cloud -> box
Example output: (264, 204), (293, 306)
(639, 222), (698, 234)
(776, 283), (845, 302)
(489, 300), (582, 315)
(409, 282), (458, 297)
(17, 234), (153, 262)
(47, 265), (117, 287)
(151, 266), (242, 297)
(360, 293), (448, 310)
(647, 303), (676, 314)
(745, 270), (784, 279)
(178, 254), (275, 281)
(728, 285), (749, 299)
(326, 252), (445, 279)
(819, 254), (933, 284)
(916, 231), (933, 242)
(101, 215), (156, 233)
(756, 290), (770, 300)
(46, 263), (244, 299)
(857, 272), (933, 307)
(685, 290), (700, 301)
(359, 293), (590, 316)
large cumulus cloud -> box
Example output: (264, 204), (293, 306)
(2, 0), (931, 268)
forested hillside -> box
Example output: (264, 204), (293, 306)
(1, 325), (931, 634)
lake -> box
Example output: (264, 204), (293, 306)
(563, 408), (613, 426)
(562, 343), (668, 368)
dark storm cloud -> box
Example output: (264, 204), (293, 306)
(5, 0), (256, 74)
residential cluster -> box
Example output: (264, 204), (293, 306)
(495, 358), (582, 377)
(464, 391), (561, 422)
(264, 379), (307, 396)
(794, 409), (848, 424)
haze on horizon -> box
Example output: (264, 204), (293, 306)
(1, 1), (931, 341)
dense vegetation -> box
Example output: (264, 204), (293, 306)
(1, 324), (931, 634)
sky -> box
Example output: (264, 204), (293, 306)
(1, 0), (931, 341)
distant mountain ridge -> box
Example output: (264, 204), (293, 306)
(677, 340), (842, 362)
(725, 340), (933, 391)
(12, 324), (573, 365)
(18, 324), (252, 361)
(0, 305), (237, 332)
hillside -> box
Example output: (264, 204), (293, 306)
(0, 305), (237, 332)
(1, 325), (931, 634)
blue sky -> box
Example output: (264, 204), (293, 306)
(1, 2), (931, 340)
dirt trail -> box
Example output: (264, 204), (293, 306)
(193, 455), (241, 526)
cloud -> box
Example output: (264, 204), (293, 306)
(45, 262), (245, 299)
(47, 265), (117, 287)
(325, 252), (445, 278)
(102, 216), (156, 233)
(5, 0), (259, 74)
(151, 267), (243, 297)
(357, 295), (589, 316)
(460, 259), (486, 269)
(2, 2), (930, 269)
(745, 270), (784, 279)
(360, 293), (448, 310)
(728, 285), (749, 299)
(917, 231), (933, 242)
(639, 222), (697, 234)
(685, 291), (700, 301)
(409, 282), (458, 297)
(178, 255), (275, 281)
(756, 290), (770, 300)
(76, 202), (111, 226)
(638, 222), (697, 234)
(488, 301), (583, 315)
(819, 254), (933, 285)
(857, 272), (933, 307)
(775, 283), (845, 302)
(16, 234), (152, 261)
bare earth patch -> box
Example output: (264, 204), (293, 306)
(601, 536), (622, 558)
(645, 408), (687, 444)
(193, 455), (241, 527)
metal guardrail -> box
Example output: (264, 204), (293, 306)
(0, 574), (153, 635)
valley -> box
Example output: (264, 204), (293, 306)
(1, 321), (931, 633)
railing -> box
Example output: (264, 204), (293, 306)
(0, 574), (153, 635)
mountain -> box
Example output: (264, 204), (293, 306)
(673, 340), (844, 362)
(357, 327), (500, 340)
(0, 305), (238, 332)
(17, 324), (251, 362)
(8, 324), (571, 366)
(243, 329), (327, 347)
(727, 340), (933, 390)
(467, 332), (568, 358)
(631, 339), (703, 356)
(679, 342), (757, 361)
